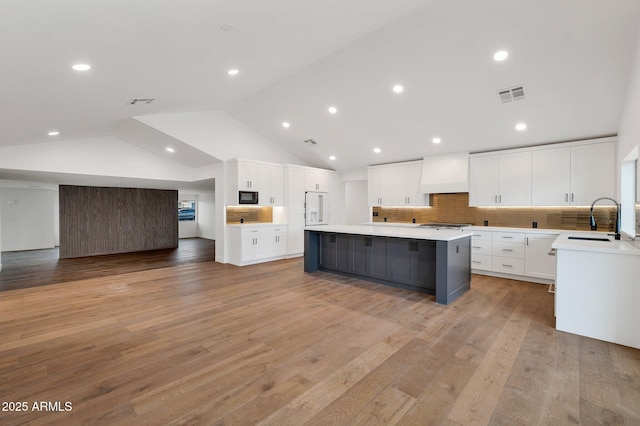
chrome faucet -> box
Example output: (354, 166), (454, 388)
(590, 197), (621, 240)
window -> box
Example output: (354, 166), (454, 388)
(178, 200), (196, 221)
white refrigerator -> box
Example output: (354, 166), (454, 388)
(305, 191), (329, 226)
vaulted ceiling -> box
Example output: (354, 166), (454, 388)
(2, 0), (639, 184)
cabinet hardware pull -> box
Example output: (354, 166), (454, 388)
(499, 195), (502, 203)
(474, 234), (482, 237)
(571, 193), (574, 202)
(502, 264), (513, 267)
(502, 236), (513, 239)
(472, 261), (481, 264)
(565, 193), (569, 202)
(526, 237), (529, 246)
(502, 249), (513, 252)
(472, 246), (482, 249)
(494, 195), (497, 203)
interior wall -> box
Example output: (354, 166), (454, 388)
(197, 190), (216, 240)
(59, 185), (178, 258)
(344, 180), (369, 225)
(0, 187), (57, 252)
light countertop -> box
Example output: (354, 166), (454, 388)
(226, 223), (288, 227)
(305, 224), (473, 242)
(552, 232), (640, 256)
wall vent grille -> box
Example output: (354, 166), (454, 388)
(127, 98), (155, 105)
(497, 86), (525, 103)
(304, 139), (318, 146)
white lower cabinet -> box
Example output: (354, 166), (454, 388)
(228, 225), (289, 266)
(524, 234), (557, 280)
(471, 229), (558, 283)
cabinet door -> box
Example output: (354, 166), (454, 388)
(532, 147), (571, 206)
(469, 156), (499, 206)
(571, 142), (615, 206)
(412, 240), (436, 290)
(370, 237), (389, 279)
(287, 167), (306, 210)
(271, 166), (284, 205)
(406, 163), (424, 206)
(258, 165), (272, 206)
(393, 165), (410, 205)
(388, 239), (414, 285)
(352, 236), (371, 276)
(319, 233), (337, 269)
(306, 169), (329, 191)
(287, 211), (305, 255)
(259, 164), (283, 206)
(368, 166), (394, 206)
(524, 234), (557, 280)
(335, 234), (351, 272)
(499, 151), (531, 206)
(239, 161), (259, 190)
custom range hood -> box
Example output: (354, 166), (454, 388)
(420, 152), (469, 193)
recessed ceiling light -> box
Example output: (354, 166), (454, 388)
(72, 64), (91, 71)
(515, 123), (527, 131)
(374, 148), (381, 153)
(329, 155), (336, 160)
(166, 147), (175, 153)
(282, 122), (290, 128)
(47, 131), (59, 136)
(432, 137), (441, 144)
(328, 106), (337, 114)
(227, 69), (239, 76)
(392, 85), (404, 94)
(493, 50), (508, 62)
(220, 25), (235, 32)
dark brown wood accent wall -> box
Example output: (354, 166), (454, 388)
(59, 185), (178, 258)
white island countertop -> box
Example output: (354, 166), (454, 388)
(305, 224), (473, 242)
(552, 232), (640, 256)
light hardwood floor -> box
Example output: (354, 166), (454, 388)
(0, 257), (638, 425)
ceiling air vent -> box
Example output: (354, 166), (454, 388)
(497, 86), (525, 103)
(304, 139), (317, 146)
(127, 98), (155, 105)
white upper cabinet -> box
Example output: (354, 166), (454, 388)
(258, 163), (284, 206)
(368, 165), (395, 206)
(469, 152), (531, 206)
(393, 161), (424, 206)
(570, 142), (615, 206)
(305, 169), (330, 192)
(237, 161), (259, 191)
(532, 141), (615, 206)
(368, 161), (427, 207)
(226, 159), (283, 205)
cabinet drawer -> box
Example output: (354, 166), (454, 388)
(471, 231), (492, 241)
(471, 240), (492, 255)
(241, 227), (263, 237)
(492, 241), (525, 258)
(471, 254), (492, 271)
(492, 256), (525, 275)
(493, 231), (525, 243)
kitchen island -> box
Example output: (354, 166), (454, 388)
(304, 225), (473, 305)
(552, 232), (640, 349)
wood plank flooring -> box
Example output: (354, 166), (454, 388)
(0, 257), (638, 425)
(0, 238), (215, 292)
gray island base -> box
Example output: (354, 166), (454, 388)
(304, 225), (472, 305)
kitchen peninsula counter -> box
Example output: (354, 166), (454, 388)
(304, 225), (472, 304)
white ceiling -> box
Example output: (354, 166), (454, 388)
(2, 0), (640, 180)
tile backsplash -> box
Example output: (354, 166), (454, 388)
(373, 193), (618, 232)
(226, 206), (273, 224)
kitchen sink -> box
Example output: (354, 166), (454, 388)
(567, 236), (611, 242)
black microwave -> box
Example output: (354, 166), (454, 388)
(238, 191), (259, 204)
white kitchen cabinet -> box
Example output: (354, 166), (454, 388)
(470, 228), (558, 283)
(368, 165), (394, 206)
(265, 226), (288, 257)
(237, 161), (259, 191)
(570, 142), (615, 206)
(532, 141), (615, 206)
(259, 164), (284, 206)
(469, 152), (531, 206)
(524, 233), (557, 280)
(227, 225), (289, 266)
(306, 169), (330, 192)
(393, 162), (424, 206)
(368, 161), (426, 206)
